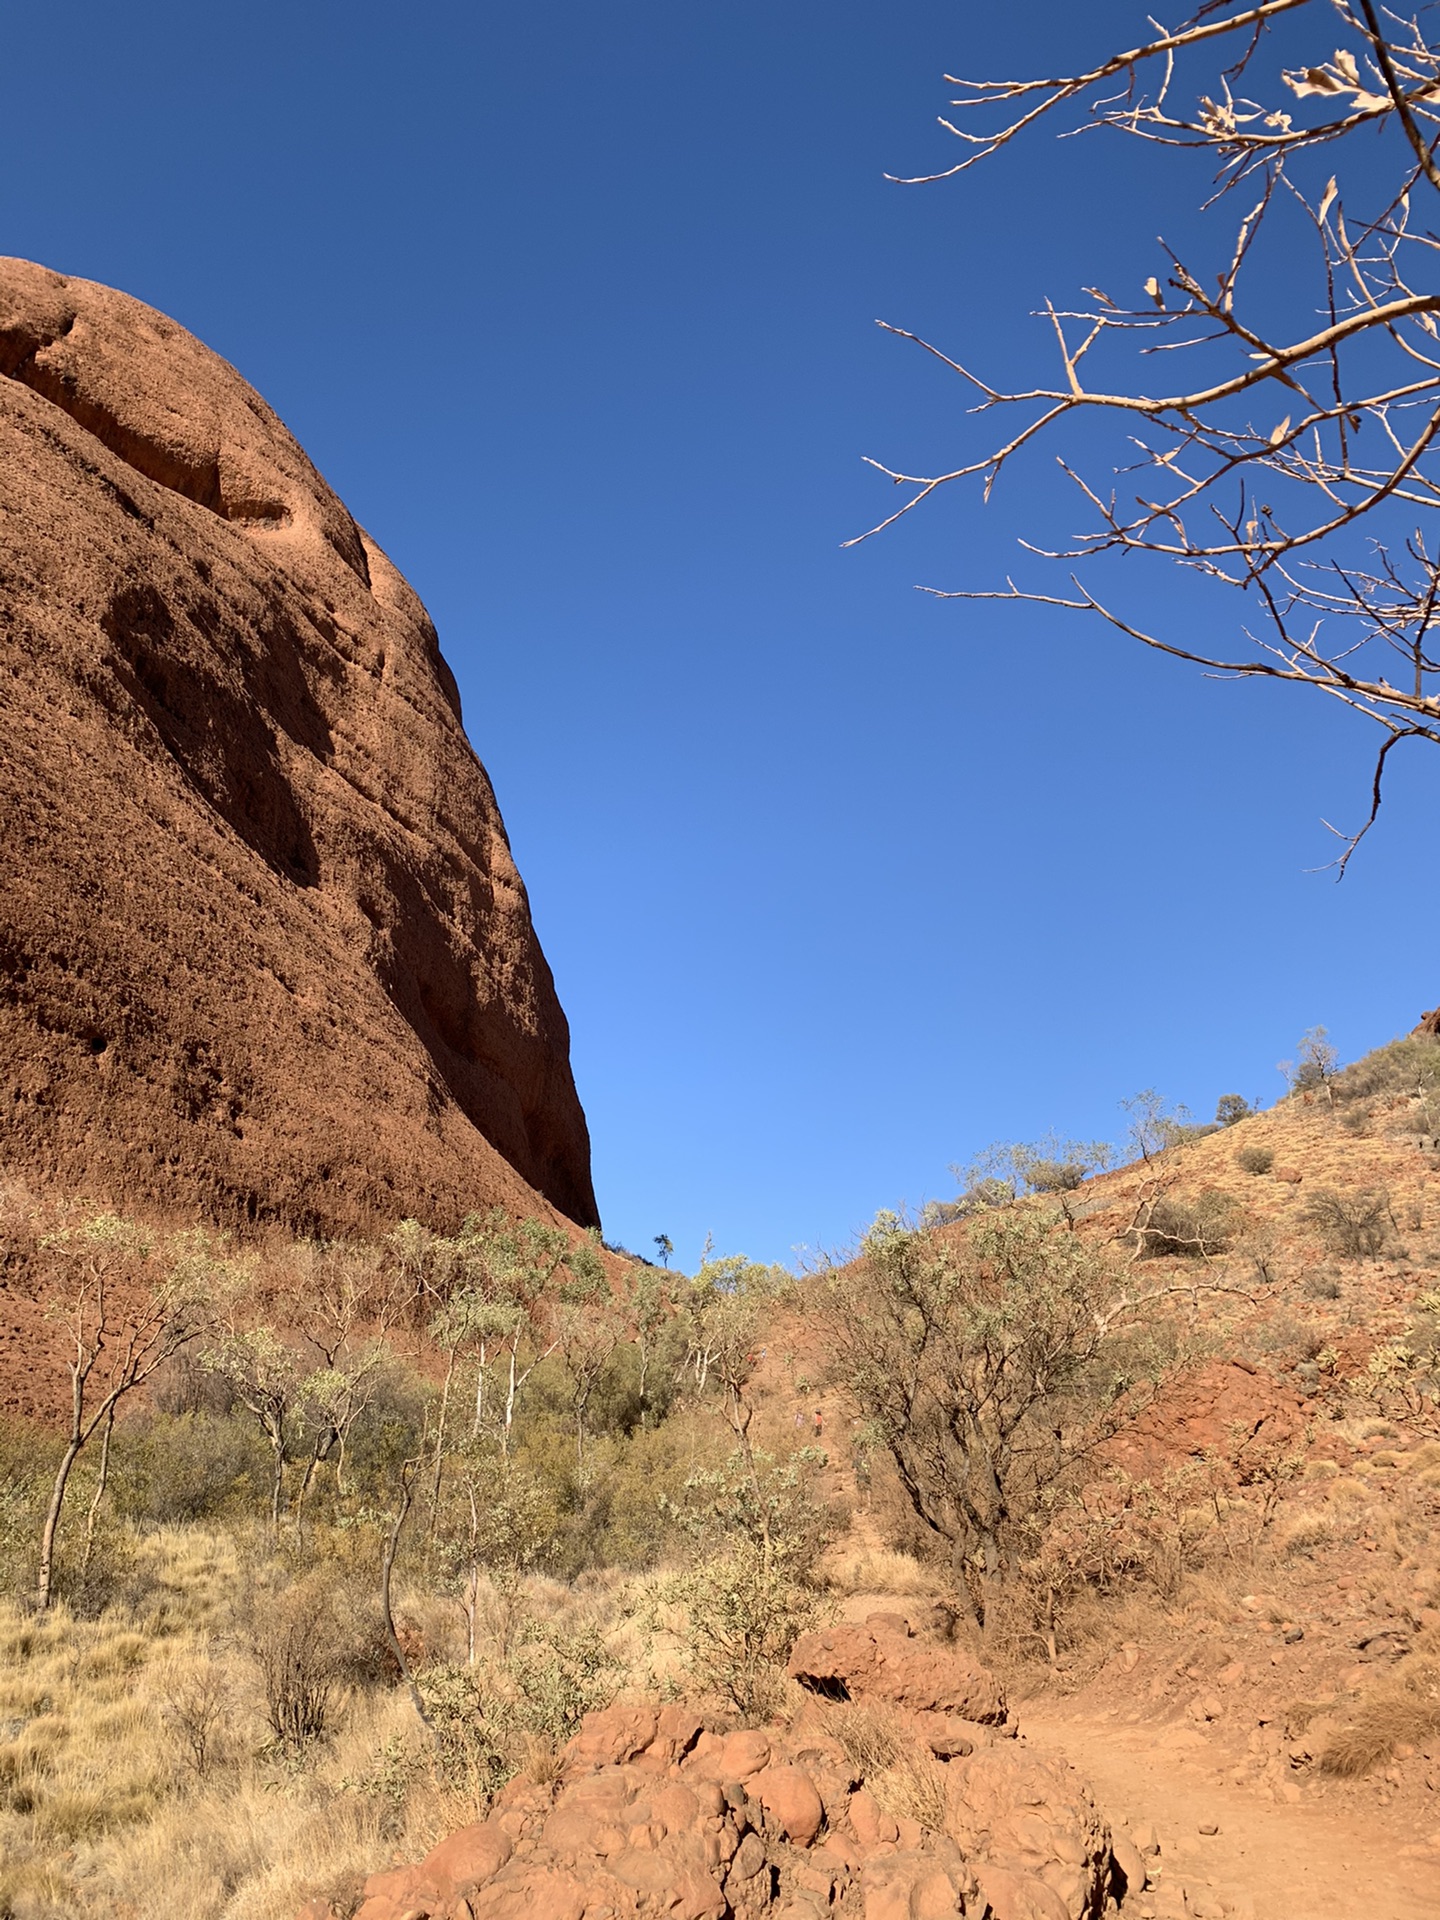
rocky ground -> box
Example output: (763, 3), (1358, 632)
(301, 1615), (1116, 1920)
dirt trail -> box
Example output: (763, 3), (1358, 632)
(1020, 1704), (1440, 1920)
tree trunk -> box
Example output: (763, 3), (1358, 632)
(268, 1430), (286, 1534)
(428, 1344), (457, 1553)
(37, 1438), (84, 1611)
(80, 1403), (117, 1576)
(380, 1461), (432, 1730)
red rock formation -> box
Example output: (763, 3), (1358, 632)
(302, 1672), (1115, 1920)
(1103, 1360), (1305, 1482)
(787, 1618), (1008, 1726)
(0, 258), (597, 1235)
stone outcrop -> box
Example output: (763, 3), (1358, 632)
(0, 258), (597, 1235)
(788, 1618), (1008, 1726)
(304, 1623), (1119, 1920)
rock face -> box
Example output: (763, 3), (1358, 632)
(1103, 1360), (1304, 1482)
(788, 1620), (1008, 1726)
(310, 1623), (1118, 1920)
(0, 258), (598, 1234)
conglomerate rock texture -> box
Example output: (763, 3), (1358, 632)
(0, 257), (598, 1234)
(298, 1617), (1118, 1920)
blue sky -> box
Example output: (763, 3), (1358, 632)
(6, 2), (1436, 1267)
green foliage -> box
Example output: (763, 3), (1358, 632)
(661, 1447), (829, 1719)
(1333, 1033), (1440, 1128)
(0, 1420), (56, 1598)
(111, 1412), (269, 1525)
(812, 1207), (1126, 1615)
(664, 1543), (822, 1721)
(420, 1616), (617, 1793)
(1215, 1094), (1256, 1127)
(679, 1256), (790, 1427)
(1235, 1145), (1275, 1176)
(946, 1135), (1112, 1214)
(1121, 1090), (1216, 1160)
(1280, 1026), (1339, 1095)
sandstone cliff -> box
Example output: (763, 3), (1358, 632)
(0, 258), (598, 1234)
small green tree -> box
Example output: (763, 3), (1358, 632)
(554, 1238), (625, 1473)
(810, 1207), (1128, 1625)
(202, 1325), (303, 1533)
(663, 1447), (830, 1719)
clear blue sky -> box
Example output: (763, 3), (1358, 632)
(5, 3), (1436, 1267)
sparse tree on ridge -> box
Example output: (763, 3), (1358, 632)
(854, 3), (1440, 868)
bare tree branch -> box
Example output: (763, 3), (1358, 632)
(857, 4), (1440, 862)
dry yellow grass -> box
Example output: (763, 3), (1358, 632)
(0, 1529), (659, 1920)
(1318, 1656), (1440, 1777)
(822, 1544), (945, 1598)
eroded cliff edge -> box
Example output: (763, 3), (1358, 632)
(0, 257), (598, 1233)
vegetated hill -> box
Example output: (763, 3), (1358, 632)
(797, 1027), (1440, 1911)
(0, 257), (597, 1240)
(1, 1031), (1438, 1920)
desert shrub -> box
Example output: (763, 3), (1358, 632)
(1281, 1026), (1339, 1096)
(326, 1367), (429, 1505)
(665, 1542), (822, 1720)
(112, 1410), (269, 1525)
(0, 1419), (57, 1599)
(1215, 1094), (1256, 1127)
(46, 1518), (145, 1620)
(1139, 1191), (1236, 1257)
(245, 1568), (359, 1747)
(947, 1136), (1110, 1212)
(158, 1651), (231, 1777)
(420, 1614), (617, 1794)
(812, 1207), (1148, 1626)
(1121, 1090), (1215, 1160)
(662, 1447), (831, 1719)
(1276, 1509), (1335, 1556)
(925, 1178), (1013, 1226)
(821, 1699), (904, 1776)
(1235, 1145), (1274, 1176)
(1251, 1310), (1326, 1364)
(1305, 1188), (1393, 1259)
(561, 1421), (700, 1573)
(1024, 1159), (1087, 1194)
(1334, 1034), (1440, 1106)
(870, 1739), (950, 1831)
(1302, 1270), (1342, 1301)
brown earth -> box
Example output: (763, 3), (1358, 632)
(0, 257), (597, 1239)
